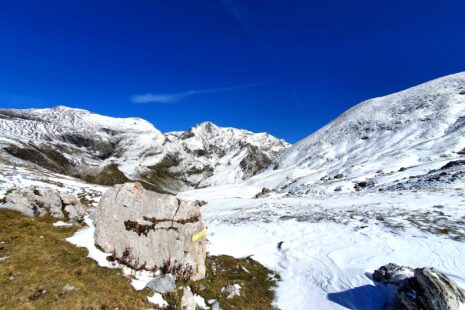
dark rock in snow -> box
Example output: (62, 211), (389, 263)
(254, 187), (272, 198)
(354, 180), (375, 191)
(372, 263), (414, 285)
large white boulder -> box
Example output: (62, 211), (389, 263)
(93, 182), (207, 281)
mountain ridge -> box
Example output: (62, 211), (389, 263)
(0, 106), (289, 193)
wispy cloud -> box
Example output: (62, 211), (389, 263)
(130, 80), (274, 104)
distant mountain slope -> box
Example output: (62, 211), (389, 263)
(0, 106), (289, 193)
(248, 72), (465, 195)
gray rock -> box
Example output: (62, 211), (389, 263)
(59, 193), (87, 222)
(145, 274), (176, 294)
(94, 182), (207, 281)
(221, 284), (241, 299)
(181, 287), (196, 310)
(0, 186), (87, 222)
(62, 284), (75, 291)
(397, 267), (465, 310)
(1, 186), (63, 218)
(373, 263), (414, 285)
(211, 301), (222, 310)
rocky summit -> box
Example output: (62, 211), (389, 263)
(93, 182), (207, 281)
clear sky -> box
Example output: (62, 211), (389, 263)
(1, 0), (465, 143)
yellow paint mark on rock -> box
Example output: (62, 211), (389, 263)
(192, 228), (207, 242)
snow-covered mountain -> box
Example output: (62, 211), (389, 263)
(0, 106), (289, 193)
(244, 72), (465, 195)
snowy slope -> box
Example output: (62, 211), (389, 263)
(179, 187), (465, 310)
(0, 106), (288, 193)
(244, 72), (465, 195)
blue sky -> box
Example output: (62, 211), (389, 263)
(1, 0), (465, 143)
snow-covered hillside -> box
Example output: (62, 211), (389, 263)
(0, 106), (288, 193)
(243, 72), (465, 195)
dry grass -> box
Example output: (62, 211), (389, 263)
(164, 255), (279, 309)
(0, 209), (150, 309)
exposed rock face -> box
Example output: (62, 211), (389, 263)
(397, 268), (465, 310)
(0, 186), (86, 222)
(374, 264), (465, 309)
(93, 182), (207, 281)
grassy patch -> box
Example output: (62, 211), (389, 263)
(82, 163), (130, 186)
(0, 209), (151, 309)
(163, 255), (280, 310)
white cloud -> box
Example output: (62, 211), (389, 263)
(130, 80), (274, 104)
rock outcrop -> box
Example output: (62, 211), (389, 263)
(93, 182), (207, 281)
(373, 264), (465, 309)
(397, 268), (465, 310)
(372, 263), (414, 285)
(0, 186), (87, 222)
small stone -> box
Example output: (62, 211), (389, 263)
(63, 284), (75, 291)
(221, 284), (241, 299)
(145, 274), (176, 294)
(0, 256), (9, 262)
(199, 283), (206, 291)
(181, 287), (196, 310)
(29, 288), (46, 301)
(211, 301), (222, 310)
